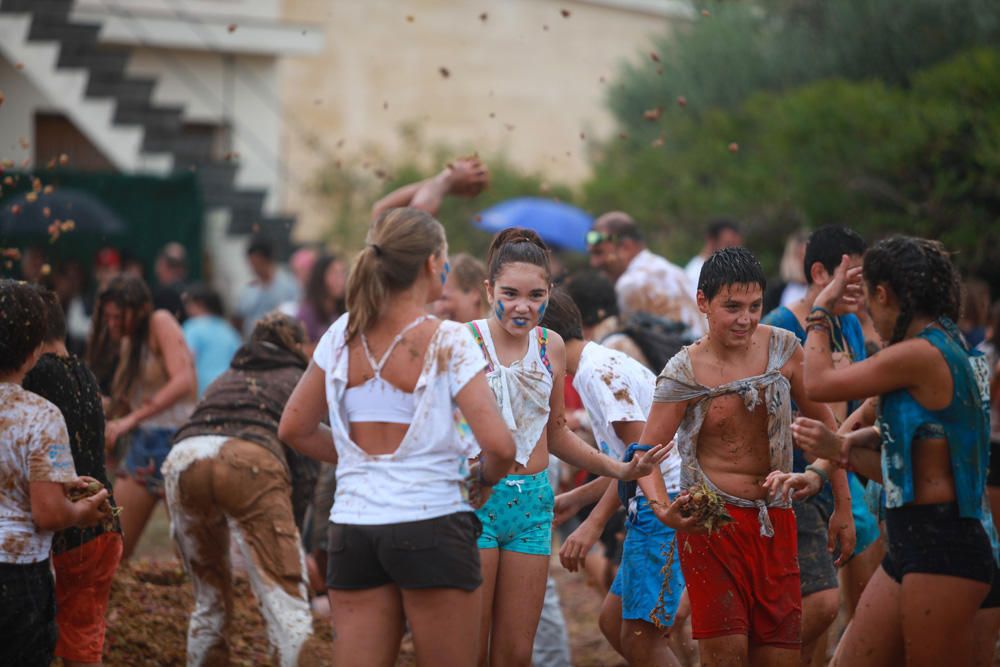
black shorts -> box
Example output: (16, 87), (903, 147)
(793, 496), (839, 597)
(0, 559), (57, 667)
(882, 503), (994, 585)
(988, 441), (1000, 488)
(982, 563), (1000, 609)
(326, 512), (483, 591)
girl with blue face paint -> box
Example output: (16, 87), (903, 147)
(466, 227), (671, 666)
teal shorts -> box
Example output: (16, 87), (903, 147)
(610, 496), (685, 628)
(476, 470), (554, 556)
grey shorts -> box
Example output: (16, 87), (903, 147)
(793, 496), (838, 597)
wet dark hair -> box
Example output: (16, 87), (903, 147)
(485, 227), (551, 283)
(706, 218), (741, 242)
(247, 235), (274, 260)
(86, 275), (153, 408)
(565, 271), (618, 327)
(698, 247), (767, 301)
(0, 279), (47, 373)
(803, 225), (867, 285)
(863, 236), (960, 345)
(540, 288), (584, 342)
(251, 312), (308, 366)
(303, 254), (345, 325)
(31, 284), (66, 343)
(182, 283), (225, 317)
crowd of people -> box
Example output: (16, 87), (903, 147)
(2, 155), (1000, 667)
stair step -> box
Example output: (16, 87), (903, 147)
(57, 44), (130, 77)
(114, 103), (183, 133)
(193, 163), (238, 192)
(0, 0), (73, 20)
(28, 18), (100, 45)
(87, 75), (156, 105)
(143, 128), (212, 160)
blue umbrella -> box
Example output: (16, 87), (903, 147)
(474, 197), (592, 252)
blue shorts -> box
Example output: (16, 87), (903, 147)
(610, 496), (685, 628)
(849, 472), (880, 554)
(476, 471), (554, 556)
(120, 427), (175, 496)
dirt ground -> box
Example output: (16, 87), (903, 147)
(102, 506), (623, 666)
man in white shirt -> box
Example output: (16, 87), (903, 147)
(588, 212), (705, 337)
(683, 219), (743, 301)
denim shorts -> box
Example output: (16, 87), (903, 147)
(883, 503), (994, 585)
(120, 426), (175, 496)
(476, 470), (554, 556)
(610, 496), (685, 628)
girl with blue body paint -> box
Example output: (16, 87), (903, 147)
(465, 227), (670, 667)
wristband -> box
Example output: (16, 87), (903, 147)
(809, 305), (835, 318)
(804, 464), (830, 486)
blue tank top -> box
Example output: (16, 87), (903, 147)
(876, 318), (990, 520)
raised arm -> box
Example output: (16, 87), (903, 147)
(371, 157), (489, 220)
(278, 362), (338, 464)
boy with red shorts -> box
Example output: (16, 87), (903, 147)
(640, 248), (852, 666)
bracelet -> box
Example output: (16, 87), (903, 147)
(810, 305), (835, 318)
(477, 463), (496, 488)
(804, 464), (830, 486)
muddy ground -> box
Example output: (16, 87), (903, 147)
(101, 557), (623, 667)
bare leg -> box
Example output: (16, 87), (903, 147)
(477, 548), (499, 667)
(584, 550), (611, 594)
(488, 550), (549, 667)
(699, 635), (750, 667)
(327, 585), (404, 667)
(621, 618), (682, 667)
(900, 573), (988, 667)
(113, 476), (159, 560)
(973, 607), (1000, 667)
(839, 538), (885, 619)
(799, 588), (838, 666)
(599, 593), (624, 656)
(830, 567), (902, 667)
(670, 589), (700, 667)
(402, 587), (483, 667)
(750, 645), (800, 667)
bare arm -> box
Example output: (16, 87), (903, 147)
(371, 181), (428, 220)
(554, 420), (646, 520)
(454, 372), (516, 484)
(278, 362), (338, 464)
(31, 481), (109, 531)
(130, 311), (196, 424)
(558, 480), (621, 572)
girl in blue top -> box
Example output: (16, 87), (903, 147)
(777, 236), (992, 667)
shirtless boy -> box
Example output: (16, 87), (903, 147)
(641, 247), (852, 667)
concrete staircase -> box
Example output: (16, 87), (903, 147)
(0, 0), (293, 251)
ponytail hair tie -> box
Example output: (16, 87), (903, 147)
(369, 243), (383, 257)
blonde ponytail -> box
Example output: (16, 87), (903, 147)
(344, 207), (446, 341)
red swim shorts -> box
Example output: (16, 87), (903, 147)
(53, 532), (124, 663)
(678, 503), (801, 649)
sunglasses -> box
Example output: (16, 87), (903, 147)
(586, 230), (618, 247)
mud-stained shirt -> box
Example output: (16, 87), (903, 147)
(574, 342), (681, 493)
(652, 327), (800, 536)
(0, 383), (77, 564)
(314, 315), (486, 525)
(616, 250), (705, 337)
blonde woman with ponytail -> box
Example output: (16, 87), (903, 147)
(279, 207), (516, 667)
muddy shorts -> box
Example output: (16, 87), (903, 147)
(793, 495), (838, 597)
(610, 496), (685, 628)
(327, 512), (483, 591)
(121, 426), (175, 496)
(679, 504), (801, 649)
(476, 470), (555, 556)
(0, 558), (58, 667)
(53, 532), (123, 663)
(882, 502), (994, 585)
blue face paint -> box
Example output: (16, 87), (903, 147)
(537, 300), (548, 322)
(440, 261), (450, 286)
(494, 301), (505, 321)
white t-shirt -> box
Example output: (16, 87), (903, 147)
(0, 383), (77, 564)
(617, 249), (706, 337)
(313, 315), (486, 525)
(684, 255), (705, 301)
(573, 343), (681, 493)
